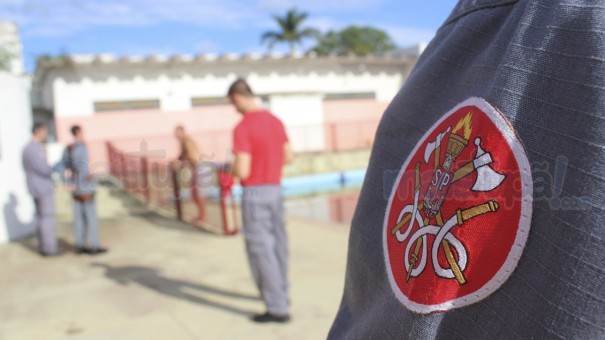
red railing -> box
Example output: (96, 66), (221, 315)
(101, 119), (380, 232)
(106, 142), (239, 236)
(80, 120), (382, 173)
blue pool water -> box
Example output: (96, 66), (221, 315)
(183, 169), (366, 200)
(181, 169), (366, 224)
(199, 169), (366, 200)
(230, 168), (366, 198)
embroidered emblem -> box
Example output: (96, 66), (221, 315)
(383, 97), (532, 313)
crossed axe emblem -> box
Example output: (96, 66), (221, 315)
(391, 113), (506, 285)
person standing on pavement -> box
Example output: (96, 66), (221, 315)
(228, 78), (294, 323)
(173, 126), (206, 227)
(22, 123), (58, 257)
(61, 125), (107, 255)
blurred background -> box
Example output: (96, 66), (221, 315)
(1, 0), (457, 236)
(0, 1), (456, 338)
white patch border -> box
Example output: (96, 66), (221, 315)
(382, 97), (533, 314)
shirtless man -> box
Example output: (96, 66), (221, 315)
(173, 126), (205, 226)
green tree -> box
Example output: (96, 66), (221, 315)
(261, 8), (319, 54)
(311, 26), (396, 56)
(0, 44), (15, 72)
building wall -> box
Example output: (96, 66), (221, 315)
(45, 59), (406, 117)
(0, 74), (35, 243)
(270, 93), (325, 152)
(55, 105), (240, 172)
(323, 99), (389, 123)
(54, 98), (387, 173)
(323, 99), (388, 150)
(41, 57), (408, 171)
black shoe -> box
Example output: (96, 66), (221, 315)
(75, 247), (87, 254)
(87, 247), (108, 255)
(39, 251), (60, 257)
(251, 312), (291, 323)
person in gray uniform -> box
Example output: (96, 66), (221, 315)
(22, 123), (58, 256)
(329, 1), (605, 339)
(61, 125), (107, 255)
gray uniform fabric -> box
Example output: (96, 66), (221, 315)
(22, 141), (54, 199)
(329, 1), (605, 339)
(22, 141), (57, 254)
(33, 195), (57, 254)
(62, 142), (100, 249)
(242, 185), (289, 315)
(72, 198), (100, 249)
(62, 142), (96, 195)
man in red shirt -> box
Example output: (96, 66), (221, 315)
(228, 78), (293, 323)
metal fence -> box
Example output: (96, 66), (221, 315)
(106, 142), (240, 236)
(103, 119), (380, 233)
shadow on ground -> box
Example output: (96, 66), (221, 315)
(17, 236), (77, 255)
(92, 263), (259, 317)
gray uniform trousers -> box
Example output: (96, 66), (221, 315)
(34, 194), (58, 254)
(73, 196), (100, 249)
(242, 185), (289, 315)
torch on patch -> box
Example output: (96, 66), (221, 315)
(383, 97), (533, 314)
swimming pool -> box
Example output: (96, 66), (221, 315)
(228, 168), (366, 198)
(188, 169), (367, 225)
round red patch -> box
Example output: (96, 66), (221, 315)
(383, 97), (532, 313)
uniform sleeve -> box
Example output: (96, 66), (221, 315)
(233, 125), (252, 153)
(71, 145), (87, 173)
(28, 146), (53, 177)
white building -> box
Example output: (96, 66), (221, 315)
(0, 74), (36, 243)
(0, 22), (36, 243)
(33, 52), (417, 169)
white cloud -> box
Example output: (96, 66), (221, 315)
(1, 0), (393, 37)
(258, 0), (292, 12)
(1, 0), (435, 54)
(259, 0), (387, 12)
(297, 17), (436, 47)
(194, 39), (221, 53)
(2, 0), (255, 37)
(305, 16), (343, 32)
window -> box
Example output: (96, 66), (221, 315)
(94, 99), (160, 112)
(324, 92), (376, 101)
(191, 97), (230, 107)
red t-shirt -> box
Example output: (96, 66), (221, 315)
(233, 110), (289, 186)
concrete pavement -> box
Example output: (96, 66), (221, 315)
(0, 184), (350, 339)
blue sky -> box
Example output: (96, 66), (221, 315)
(1, 0), (457, 73)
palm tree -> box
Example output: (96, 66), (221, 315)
(261, 9), (318, 54)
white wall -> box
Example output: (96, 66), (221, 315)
(0, 74), (35, 243)
(46, 59), (407, 117)
(269, 93), (325, 152)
